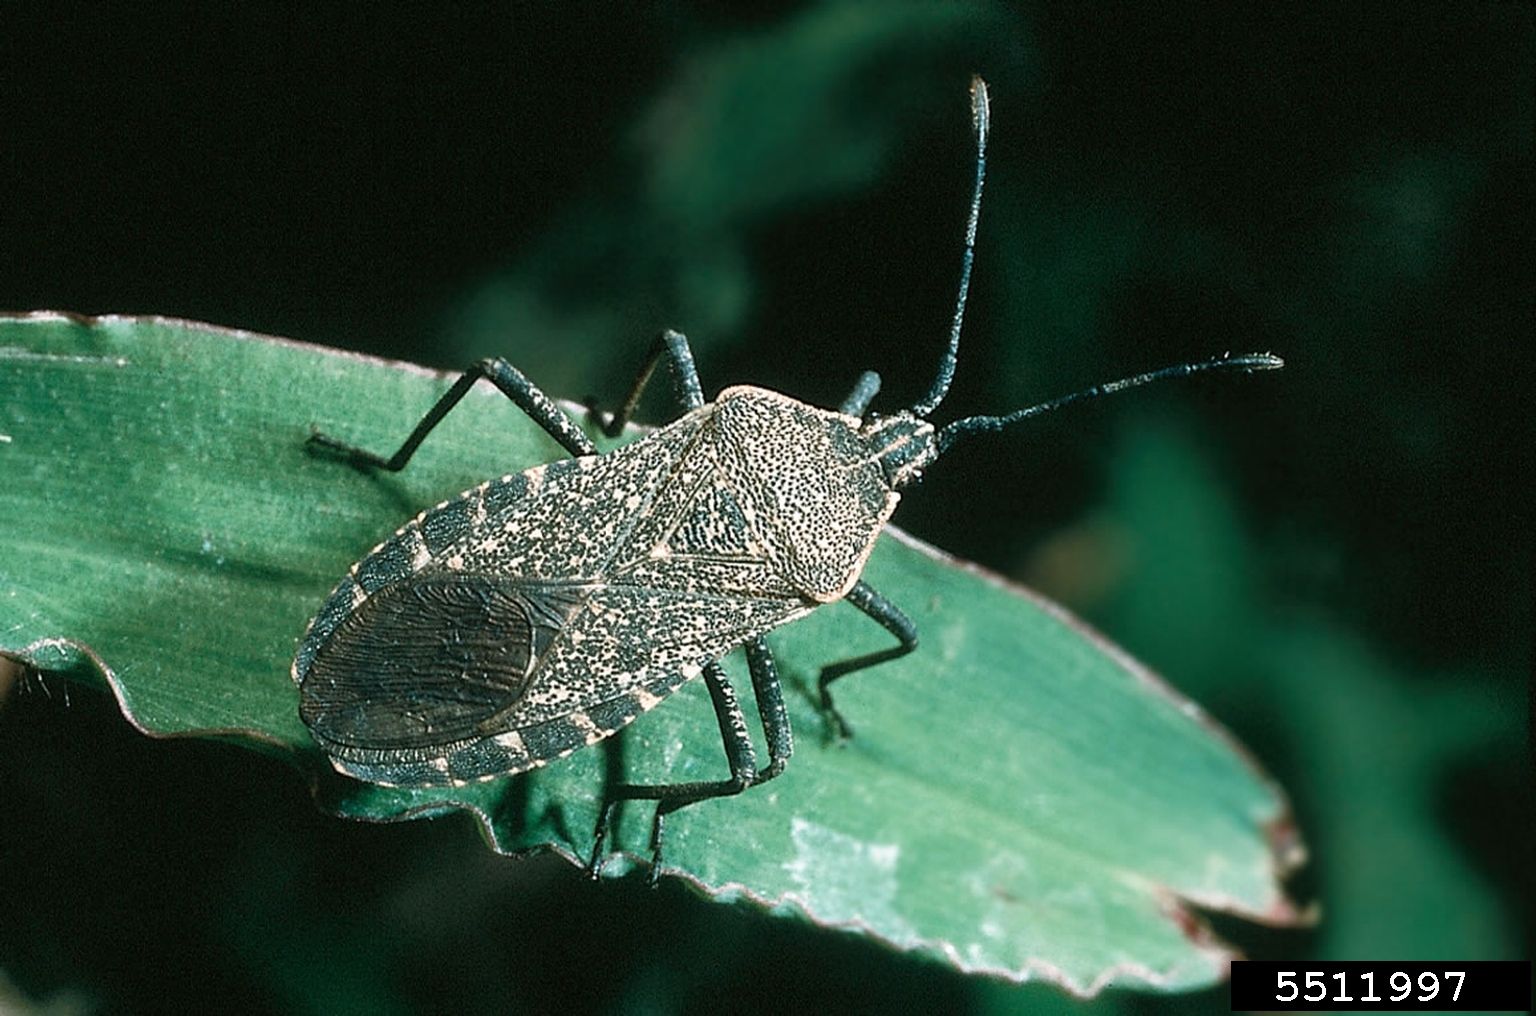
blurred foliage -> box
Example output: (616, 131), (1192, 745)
(1, 2), (1529, 1014)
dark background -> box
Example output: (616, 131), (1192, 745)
(1, 3), (1529, 1014)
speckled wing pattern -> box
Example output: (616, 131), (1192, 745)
(294, 405), (818, 786)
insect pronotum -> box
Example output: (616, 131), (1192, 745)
(293, 76), (1282, 877)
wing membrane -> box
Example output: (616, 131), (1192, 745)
(301, 574), (543, 750)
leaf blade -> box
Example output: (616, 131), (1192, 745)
(0, 312), (1301, 995)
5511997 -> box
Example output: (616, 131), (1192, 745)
(1230, 961), (1530, 1011)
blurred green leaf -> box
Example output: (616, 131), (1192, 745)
(1262, 627), (1517, 962)
(1, 313), (1301, 995)
(1096, 420), (1519, 966)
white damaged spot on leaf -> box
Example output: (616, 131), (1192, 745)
(783, 817), (913, 939)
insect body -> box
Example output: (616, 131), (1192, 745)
(295, 384), (916, 787)
(293, 77), (1281, 871)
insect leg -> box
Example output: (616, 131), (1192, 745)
(308, 358), (596, 469)
(594, 660), (759, 883)
(591, 329), (705, 437)
(818, 581), (918, 740)
(838, 370), (882, 417)
(744, 637), (793, 784)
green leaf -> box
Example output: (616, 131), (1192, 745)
(0, 313), (1301, 995)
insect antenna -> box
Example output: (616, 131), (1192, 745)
(909, 74), (991, 420)
(934, 352), (1284, 457)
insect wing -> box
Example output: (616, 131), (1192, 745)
(300, 573), (551, 751)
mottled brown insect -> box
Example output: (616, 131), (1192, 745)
(295, 383), (914, 785)
(292, 77), (1281, 872)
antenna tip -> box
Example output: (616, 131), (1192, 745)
(1226, 351), (1285, 372)
(969, 75), (990, 134)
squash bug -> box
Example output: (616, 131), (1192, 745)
(293, 77), (1282, 875)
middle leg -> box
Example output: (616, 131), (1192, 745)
(588, 637), (796, 883)
(818, 581), (918, 740)
(589, 660), (757, 883)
